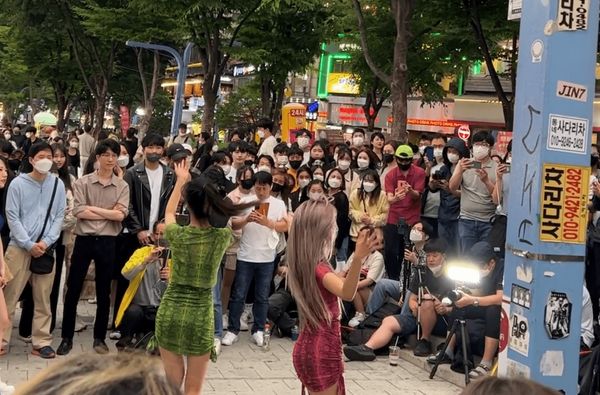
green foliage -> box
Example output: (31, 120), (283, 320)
(216, 82), (263, 130)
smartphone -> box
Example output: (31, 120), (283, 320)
(423, 146), (434, 162)
(159, 248), (170, 269)
(255, 202), (270, 216)
(471, 161), (482, 169)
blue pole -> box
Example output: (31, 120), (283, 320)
(125, 41), (193, 136)
(500, 1), (599, 394)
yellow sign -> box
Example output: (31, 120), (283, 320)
(327, 73), (360, 95)
(281, 103), (306, 143)
(540, 164), (589, 243)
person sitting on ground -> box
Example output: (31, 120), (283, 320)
(114, 221), (171, 350)
(344, 238), (454, 361)
(426, 241), (503, 380)
(267, 259), (297, 338)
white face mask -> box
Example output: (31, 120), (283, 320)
(447, 153), (460, 164)
(297, 137), (309, 149)
(257, 130), (266, 139)
(277, 156), (289, 166)
(433, 148), (444, 159)
(308, 191), (323, 201)
(472, 145), (489, 161)
(221, 164), (232, 175)
(328, 178), (342, 189)
(419, 146), (426, 155)
(33, 158), (53, 174)
(117, 155), (129, 168)
(429, 264), (443, 276)
(211, 144), (219, 153)
(70, 141), (79, 149)
(357, 159), (369, 169)
(338, 160), (351, 171)
(314, 174), (324, 181)
(362, 181), (376, 193)
(257, 165), (271, 173)
(298, 178), (311, 189)
(409, 229), (424, 242)
(352, 136), (364, 146)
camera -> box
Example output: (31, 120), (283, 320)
(397, 218), (411, 245)
(431, 171), (443, 181)
(441, 288), (472, 307)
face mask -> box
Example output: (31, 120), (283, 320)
(4, 134), (10, 140)
(409, 229), (424, 242)
(211, 144), (219, 153)
(447, 153), (460, 164)
(33, 158), (53, 174)
(472, 145), (489, 161)
(328, 178), (342, 189)
(308, 191), (323, 201)
(338, 160), (351, 171)
(429, 265), (443, 276)
(70, 141), (79, 149)
(419, 146), (426, 155)
(314, 174), (324, 181)
(357, 159), (369, 169)
(299, 178), (311, 189)
(352, 136), (364, 146)
(240, 179), (254, 190)
(244, 159), (254, 167)
(433, 148), (444, 158)
(146, 153), (161, 163)
(399, 162), (411, 171)
(297, 137), (309, 149)
(156, 238), (169, 248)
(362, 181), (376, 193)
(257, 165), (271, 173)
(117, 155), (129, 168)
(257, 130), (265, 139)
(383, 154), (394, 164)
(221, 164), (231, 175)
(272, 182), (284, 193)
(289, 160), (302, 170)
(277, 156), (289, 166)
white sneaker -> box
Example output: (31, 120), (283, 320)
(348, 312), (365, 328)
(221, 332), (238, 346)
(0, 381), (15, 395)
(213, 338), (222, 356)
(222, 314), (229, 329)
(109, 330), (121, 340)
(88, 298), (97, 304)
(252, 331), (264, 347)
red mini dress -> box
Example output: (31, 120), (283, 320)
(292, 262), (345, 394)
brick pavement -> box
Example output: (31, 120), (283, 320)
(2, 302), (462, 395)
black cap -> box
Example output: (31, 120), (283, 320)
(166, 143), (191, 161)
(424, 238), (448, 254)
(467, 241), (496, 266)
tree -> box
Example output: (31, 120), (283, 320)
(216, 82), (263, 130)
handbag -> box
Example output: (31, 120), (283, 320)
(30, 178), (59, 275)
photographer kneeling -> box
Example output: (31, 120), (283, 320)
(427, 241), (503, 380)
(344, 238), (454, 361)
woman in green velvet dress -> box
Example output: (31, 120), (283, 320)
(155, 161), (247, 394)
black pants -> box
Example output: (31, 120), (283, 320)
(421, 217), (439, 239)
(268, 287), (296, 335)
(111, 233), (138, 329)
(119, 304), (157, 339)
(586, 242), (600, 319)
(451, 304), (501, 340)
(61, 235), (116, 341)
(383, 223), (405, 281)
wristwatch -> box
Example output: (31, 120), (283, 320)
(473, 298), (480, 307)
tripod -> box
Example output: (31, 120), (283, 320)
(414, 264), (431, 341)
(429, 313), (472, 386)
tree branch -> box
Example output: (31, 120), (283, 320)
(227, 0), (265, 49)
(135, 48), (149, 105)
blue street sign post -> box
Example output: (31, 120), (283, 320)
(125, 41), (193, 136)
(500, 1), (599, 393)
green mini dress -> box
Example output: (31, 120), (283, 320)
(155, 223), (231, 360)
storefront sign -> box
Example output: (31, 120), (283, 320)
(406, 118), (463, 128)
(557, 0), (589, 31)
(457, 124), (471, 140)
(540, 164), (589, 243)
(547, 114), (588, 154)
(508, 0), (522, 20)
(327, 73), (360, 95)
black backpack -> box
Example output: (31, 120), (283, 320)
(344, 297), (402, 351)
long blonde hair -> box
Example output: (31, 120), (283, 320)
(286, 199), (337, 330)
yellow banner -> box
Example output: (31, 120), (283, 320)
(540, 164), (589, 243)
(327, 73), (360, 95)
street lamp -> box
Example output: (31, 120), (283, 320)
(125, 41), (193, 136)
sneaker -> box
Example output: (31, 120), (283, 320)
(222, 332), (239, 346)
(348, 312), (365, 328)
(74, 317), (87, 332)
(109, 330), (121, 340)
(413, 339), (433, 357)
(93, 339), (109, 354)
(0, 381), (15, 395)
(57, 338), (73, 356)
(251, 331), (264, 347)
(31, 346), (56, 359)
(88, 298), (97, 304)
(426, 350), (453, 365)
(469, 363), (491, 379)
(18, 335), (32, 344)
(214, 338), (222, 356)
(343, 344), (376, 362)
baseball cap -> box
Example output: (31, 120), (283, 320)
(166, 143), (191, 161)
(424, 238), (448, 254)
(467, 241), (496, 266)
(395, 145), (413, 159)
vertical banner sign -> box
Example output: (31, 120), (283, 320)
(508, 0), (523, 20)
(120, 105), (130, 136)
(502, 0), (599, 393)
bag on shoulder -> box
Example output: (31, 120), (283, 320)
(30, 178), (59, 275)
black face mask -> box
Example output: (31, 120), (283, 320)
(383, 154), (394, 164)
(289, 160), (302, 170)
(240, 179), (254, 190)
(271, 182), (284, 193)
(397, 160), (411, 171)
(244, 159), (254, 167)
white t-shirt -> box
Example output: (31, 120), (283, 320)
(347, 251), (385, 283)
(238, 195), (286, 263)
(257, 135), (277, 159)
(145, 165), (164, 233)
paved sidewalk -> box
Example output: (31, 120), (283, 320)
(3, 302), (461, 395)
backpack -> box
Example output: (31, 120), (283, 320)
(344, 297), (402, 351)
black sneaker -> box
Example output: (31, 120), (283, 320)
(57, 338), (73, 356)
(343, 344), (376, 362)
(426, 350), (452, 364)
(93, 339), (109, 354)
(413, 339), (433, 357)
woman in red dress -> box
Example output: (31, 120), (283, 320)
(287, 198), (380, 394)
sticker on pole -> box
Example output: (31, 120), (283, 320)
(544, 292), (571, 339)
(556, 81), (588, 102)
(547, 114), (587, 154)
(540, 164), (589, 243)
(509, 312), (529, 356)
(557, 0), (589, 31)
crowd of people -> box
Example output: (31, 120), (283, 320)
(0, 119), (595, 395)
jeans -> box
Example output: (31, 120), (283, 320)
(438, 219), (459, 258)
(228, 260), (273, 334)
(213, 259), (224, 338)
(383, 223), (406, 281)
(366, 279), (402, 315)
(458, 219), (492, 254)
(336, 236), (349, 264)
(119, 304), (157, 339)
(268, 286), (297, 335)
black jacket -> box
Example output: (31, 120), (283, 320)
(124, 163), (176, 233)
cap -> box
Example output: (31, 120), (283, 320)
(182, 143), (193, 153)
(395, 145), (413, 158)
(166, 143), (191, 161)
(467, 241), (496, 266)
(424, 238), (448, 254)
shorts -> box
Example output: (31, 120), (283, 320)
(224, 253), (237, 271)
(394, 312), (449, 338)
